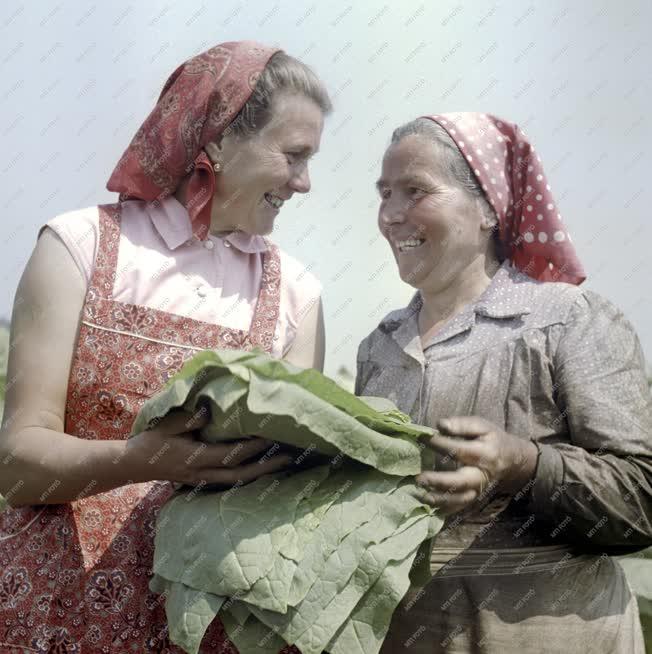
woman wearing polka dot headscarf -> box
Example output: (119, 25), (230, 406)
(358, 113), (651, 653)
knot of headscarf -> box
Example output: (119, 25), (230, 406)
(107, 41), (281, 240)
(421, 113), (586, 285)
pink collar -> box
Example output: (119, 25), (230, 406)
(144, 196), (269, 253)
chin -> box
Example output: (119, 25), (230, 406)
(402, 276), (423, 290)
(397, 264), (426, 289)
(256, 219), (276, 236)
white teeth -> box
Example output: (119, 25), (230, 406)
(264, 193), (284, 209)
(397, 238), (425, 252)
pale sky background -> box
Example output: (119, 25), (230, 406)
(1, 0), (650, 378)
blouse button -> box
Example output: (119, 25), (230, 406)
(197, 286), (208, 298)
(204, 240), (214, 250)
(223, 240), (232, 248)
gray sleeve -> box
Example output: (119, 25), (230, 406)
(528, 290), (652, 549)
(354, 335), (373, 397)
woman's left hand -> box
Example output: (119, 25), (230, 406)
(416, 416), (539, 515)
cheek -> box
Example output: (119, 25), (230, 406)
(268, 161), (291, 188)
(407, 199), (451, 236)
(247, 148), (287, 185)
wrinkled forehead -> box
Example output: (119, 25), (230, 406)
(261, 93), (323, 146)
(380, 135), (458, 184)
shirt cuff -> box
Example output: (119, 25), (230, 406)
(527, 443), (565, 516)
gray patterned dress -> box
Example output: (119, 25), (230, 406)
(356, 261), (652, 653)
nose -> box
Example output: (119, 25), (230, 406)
(378, 198), (406, 228)
(289, 163), (311, 194)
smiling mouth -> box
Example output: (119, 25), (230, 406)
(264, 193), (284, 210)
(396, 238), (426, 253)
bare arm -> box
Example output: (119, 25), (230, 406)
(283, 296), (325, 372)
(0, 227), (134, 506)
(0, 228), (292, 507)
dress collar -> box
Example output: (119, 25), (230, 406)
(379, 261), (534, 351)
(144, 195), (269, 253)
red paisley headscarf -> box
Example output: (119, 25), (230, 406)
(107, 41), (281, 241)
(421, 113), (586, 285)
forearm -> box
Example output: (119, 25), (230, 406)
(528, 443), (652, 548)
(0, 426), (136, 507)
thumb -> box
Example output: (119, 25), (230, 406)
(185, 404), (211, 430)
(154, 406), (210, 435)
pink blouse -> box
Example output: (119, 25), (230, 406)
(39, 196), (322, 358)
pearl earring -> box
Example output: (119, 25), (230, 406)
(213, 161), (222, 172)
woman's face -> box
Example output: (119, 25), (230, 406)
(208, 91), (324, 236)
(376, 134), (493, 293)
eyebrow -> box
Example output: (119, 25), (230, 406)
(289, 146), (319, 157)
(375, 175), (430, 191)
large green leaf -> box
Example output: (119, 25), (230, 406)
(166, 581), (227, 654)
(131, 349), (434, 476)
(244, 510), (430, 654)
(135, 348), (443, 654)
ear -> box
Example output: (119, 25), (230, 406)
(480, 215), (497, 231)
(478, 201), (498, 232)
(204, 138), (224, 162)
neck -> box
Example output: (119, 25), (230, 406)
(173, 176), (239, 237)
(418, 254), (501, 330)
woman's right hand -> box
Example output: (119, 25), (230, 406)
(124, 407), (294, 488)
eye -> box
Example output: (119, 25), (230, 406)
(285, 151), (308, 165)
(408, 187), (425, 195)
(378, 188), (390, 200)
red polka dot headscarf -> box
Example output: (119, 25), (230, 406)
(421, 113), (586, 285)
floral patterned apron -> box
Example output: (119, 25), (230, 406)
(0, 203), (292, 653)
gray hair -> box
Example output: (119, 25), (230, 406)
(390, 117), (503, 259)
(227, 52), (333, 139)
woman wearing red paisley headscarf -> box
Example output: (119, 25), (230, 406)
(358, 113), (652, 653)
(0, 41), (330, 652)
